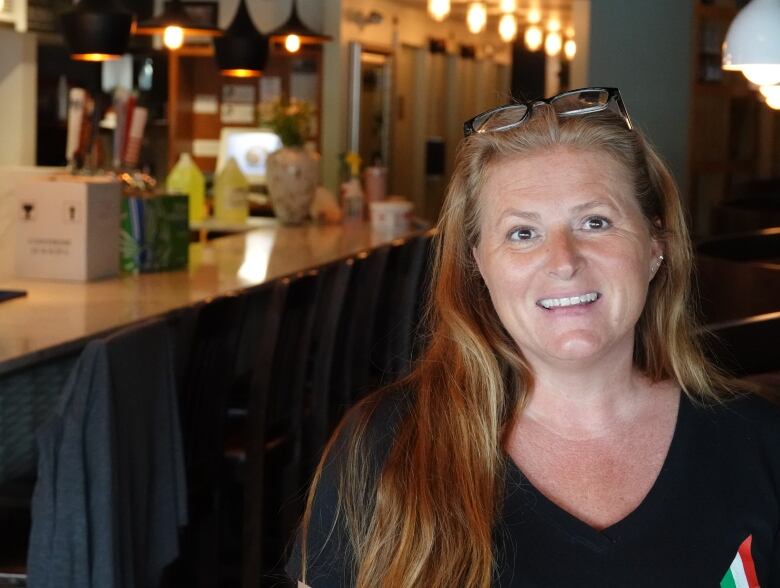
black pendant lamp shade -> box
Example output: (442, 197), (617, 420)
(135, 0), (221, 36)
(269, 0), (332, 46)
(61, 0), (133, 62)
(214, 0), (269, 78)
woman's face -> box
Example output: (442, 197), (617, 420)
(472, 146), (662, 369)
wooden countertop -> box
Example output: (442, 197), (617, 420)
(0, 219), (428, 375)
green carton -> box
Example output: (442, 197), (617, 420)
(120, 194), (189, 273)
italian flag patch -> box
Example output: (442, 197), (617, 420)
(720, 535), (760, 588)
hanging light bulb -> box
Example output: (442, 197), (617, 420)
(546, 17), (562, 33)
(499, 13), (518, 43)
(500, 0), (517, 13)
(723, 0), (780, 86)
(545, 31), (562, 56)
(564, 38), (577, 60)
(269, 0), (332, 54)
(467, 3), (487, 34)
(527, 7), (542, 24)
(135, 0), (221, 48)
(285, 34), (301, 53)
(525, 25), (543, 51)
(163, 26), (184, 50)
(428, 0), (451, 22)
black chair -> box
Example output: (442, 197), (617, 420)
(705, 313), (780, 378)
(299, 260), (352, 484)
(370, 233), (433, 387)
(232, 271), (322, 586)
(176, 293), (248, 588)
(330, 245), (391, 424)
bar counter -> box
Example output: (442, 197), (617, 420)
(0, 218), (428, 376)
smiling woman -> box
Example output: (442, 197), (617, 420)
(288, 89), (780, 587)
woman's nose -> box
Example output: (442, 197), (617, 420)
(545, 229), (583, 280)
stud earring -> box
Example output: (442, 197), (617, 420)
(651, 254), (664, 275)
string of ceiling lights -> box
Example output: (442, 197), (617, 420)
(428, 0), (577, 59)
(60, 0), (331, 78)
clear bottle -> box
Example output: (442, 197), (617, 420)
(166, 153), (206, 224)
(213, 157), (250, 223)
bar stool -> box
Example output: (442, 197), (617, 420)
(27, 317), (187, 588)
(237, 271), (322, 586)
(370, 233), (432, 387)
(176, 293), (248, 588)
(330, 245), (391, 424)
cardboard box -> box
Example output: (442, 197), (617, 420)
(15, 176), (121, 281)
(120, 195), (189, 273)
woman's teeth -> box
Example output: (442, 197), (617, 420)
(537, 292), (599, 309)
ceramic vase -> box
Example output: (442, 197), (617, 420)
(266, 146), (320, 224)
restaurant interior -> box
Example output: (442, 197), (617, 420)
(0, 0), (778, 586)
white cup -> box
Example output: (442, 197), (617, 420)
(369, 199), (413, 233)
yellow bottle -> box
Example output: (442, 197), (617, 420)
(213, 157), (250, 223)
(166, 153), (206, 224)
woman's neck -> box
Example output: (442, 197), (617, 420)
(519, 353), (675, 440)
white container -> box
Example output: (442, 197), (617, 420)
(369, 199), (413, 234)
(15, 175), (121, 281)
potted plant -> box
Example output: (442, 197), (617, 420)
(263, 99), (320, 224)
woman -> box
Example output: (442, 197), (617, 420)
(288, 88), (780, 587)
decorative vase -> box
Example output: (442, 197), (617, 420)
(265, 146), (320, 224)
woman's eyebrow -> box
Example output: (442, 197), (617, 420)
(570, 200), (617, 214)
(499, 209), (541, 222)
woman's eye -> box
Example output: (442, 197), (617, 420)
(582, 216), (611, 231)
(508, 227), (537, 241)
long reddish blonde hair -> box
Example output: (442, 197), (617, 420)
(301, 107), (730, 587)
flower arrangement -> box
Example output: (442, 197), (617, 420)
(263, 99), (314, 148)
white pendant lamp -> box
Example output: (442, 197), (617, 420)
(467, 3), (487, 34)
(759, 84), (780, 108)
(500, 0), (517, 13)
(722, 0), (780, 86)
(428, 0), (450, 22)
(545, 31), (562, 57)
(524, 25), (543, 51)
(564, 38), (577, 60)
(499, 13), (518, 43)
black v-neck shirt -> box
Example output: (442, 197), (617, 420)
(287, 391), (780, 587)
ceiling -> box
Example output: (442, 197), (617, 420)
(390, 0), (575, 18)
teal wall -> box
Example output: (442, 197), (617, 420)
(588, 0), (694, 193)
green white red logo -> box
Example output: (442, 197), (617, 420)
(720, 535), (760, 588)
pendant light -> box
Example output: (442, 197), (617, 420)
(722, 0), (780, 86)
(214, 0), (269, 78)
(498, 14), (518, 43)
(428, 0), (451, 22)
(466, 3), (487, 35)
(135, 0), (222, 51)
(269, 0), (332, 54)
(60, 0), (133, 62)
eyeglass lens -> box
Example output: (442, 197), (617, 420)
(473, 104), (529, 133)
(550, 89), (610, 116)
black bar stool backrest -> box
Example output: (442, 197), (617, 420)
(239, 280), (288, 588)
(330, 245), (391, 424)
(181, 293), (247, 499)
(370, 234), (431, 387)
(706, 314), (780, 377)
(257, 270), (322, 579)
(300, 260), (352, 481)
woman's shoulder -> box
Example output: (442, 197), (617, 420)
(686, 388), (780, 446)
